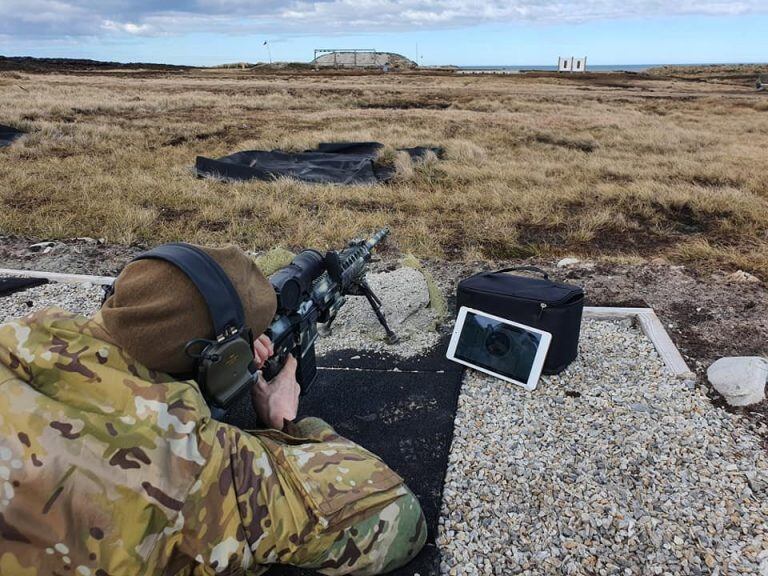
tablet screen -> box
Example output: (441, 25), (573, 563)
(454, 310), (543, 383)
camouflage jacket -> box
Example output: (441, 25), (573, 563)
(0, 309), (421, 575)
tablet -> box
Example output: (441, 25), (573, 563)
(446, 306), (552, 390)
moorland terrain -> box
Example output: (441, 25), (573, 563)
(1, 62), (766, 277)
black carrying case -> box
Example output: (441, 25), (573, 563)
(456, 266), (584, 375)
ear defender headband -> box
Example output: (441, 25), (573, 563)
(113, 243), (258, 410)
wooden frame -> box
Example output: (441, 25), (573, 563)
(584, 306), (695, 380)
(0, 269), (694, 380)
(0, 268), (115, 286)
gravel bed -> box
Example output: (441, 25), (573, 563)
(438, 319), (768, 576)
(0, 282), (104, 323)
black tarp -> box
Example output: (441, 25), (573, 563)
(196, 141), (443, 185)
(0, 124), (24, 148)
(0, 277), (48, 297)
(225, 335), (462, 576)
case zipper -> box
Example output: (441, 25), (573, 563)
(537, 302), (547, 319)
(462, 285), (582, 306)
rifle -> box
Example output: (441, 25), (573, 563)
(261, 228), (398, 393)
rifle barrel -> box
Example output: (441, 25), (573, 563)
(365, 227), (390, 251)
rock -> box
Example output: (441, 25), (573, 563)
(557, 257), (580, 268)
(707, 357), (768, 406)
(727, 270), (760, 284)
(28, 241), (57, 253)
(745, 471), (768, 495)
(629, 403), (650, 413)
(316, 267), (440, 358)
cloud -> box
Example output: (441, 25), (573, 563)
(0, 0), (766, 38)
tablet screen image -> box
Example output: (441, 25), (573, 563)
(447, 307), (552, 390)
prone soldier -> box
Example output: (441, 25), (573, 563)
(0, 243), (426, 575)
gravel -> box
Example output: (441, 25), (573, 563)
(0, 281), (104, 323)
(438, 319), (768, 576)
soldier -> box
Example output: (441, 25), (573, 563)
(0, 244), (426, 575)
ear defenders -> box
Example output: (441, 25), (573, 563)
(107, 243), (258, 409)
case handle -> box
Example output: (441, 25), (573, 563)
(490, 266), (549, 280)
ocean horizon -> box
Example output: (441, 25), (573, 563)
(452, 63), (760, 72)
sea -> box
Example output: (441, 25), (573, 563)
(456, 64), (655, 73)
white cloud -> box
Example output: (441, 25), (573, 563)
(102, 19), (152, 34)
(0, 0), (766, 38)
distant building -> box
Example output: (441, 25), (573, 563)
(313, 49), (417, 69)
(558, 57), (587, 73)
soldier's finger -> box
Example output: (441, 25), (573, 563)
(253, 339), (270, 366)
(257, 334), (274, 355)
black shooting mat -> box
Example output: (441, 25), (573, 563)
(224, 335), (462, 576)
(196, 141), (444, 185)
(317, 334), (463, 374)
(0, 124), (25, 148)
(0, 277), (48, 297)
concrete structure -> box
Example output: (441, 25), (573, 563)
(313, 49), (416, 69)
(558, 57), (587, 73)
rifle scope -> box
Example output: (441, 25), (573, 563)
(270, 249), (325, 312)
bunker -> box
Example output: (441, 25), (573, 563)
(312, 49), (416, 69)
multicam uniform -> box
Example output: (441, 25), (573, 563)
(0, 308), (426, 575)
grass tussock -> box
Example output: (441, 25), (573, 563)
(254, 247), (296, 276)
(0, 68), (767, 278)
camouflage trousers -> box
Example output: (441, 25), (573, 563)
(218, 417), (427, 576)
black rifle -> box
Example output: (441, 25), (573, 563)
(261, 228), (398, 393)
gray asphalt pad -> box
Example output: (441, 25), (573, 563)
(225, 335), (461, 576)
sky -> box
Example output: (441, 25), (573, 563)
(1, 1), (767, 66)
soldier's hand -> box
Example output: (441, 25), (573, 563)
(252, 334), (274, 368)
(252, 354), (300, 430)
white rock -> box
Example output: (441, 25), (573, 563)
(727, 270), (760, 283)
(28, 241), (57, 253)
(557, 257), (580, 268)
(760, 556), (768, 576)
(707, 357), (768, 406)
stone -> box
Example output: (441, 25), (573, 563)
(316, 266), (440, 358)
(28, 241), (57, 253)
(760, 556), (768, 576)
(707, 357), (768, 406)
(727, 270), (760, 284)
(557, 257), (580, 268)
(745, 471), (768, 495)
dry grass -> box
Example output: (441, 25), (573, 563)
(1, 68), (767, 278)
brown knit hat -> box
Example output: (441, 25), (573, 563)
(101, 244), (277, 374)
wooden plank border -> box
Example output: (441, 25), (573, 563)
(0, 268), (115, 286)
(584, 306), (695, 380)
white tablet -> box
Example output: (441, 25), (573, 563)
(446, 306), (552, 391)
